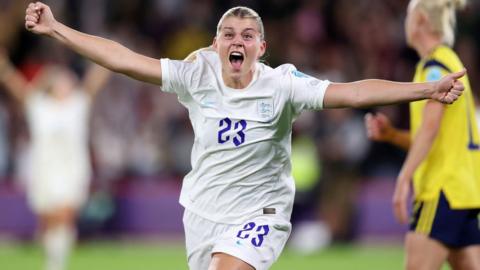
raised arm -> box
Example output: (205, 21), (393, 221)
(0, 48), (30, 103)
(81, 64), (111, 97)
(323, 69), (466, 109)
(25, 2), (162, 85)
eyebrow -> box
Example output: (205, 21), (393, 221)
(222, 27), (258, 33)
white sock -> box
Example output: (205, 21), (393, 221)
(43, 225), (76, 270)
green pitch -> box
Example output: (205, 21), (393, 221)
(0, 241), (448, 270)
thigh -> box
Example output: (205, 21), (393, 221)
(448, 245), (480, 270)
(405, 232), (449, 270)
(183, 210), (218, 270)
(209, 253), (254, 270)
(211, 215), (291, 270)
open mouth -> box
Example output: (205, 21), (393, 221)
(229, 52), (244, 70)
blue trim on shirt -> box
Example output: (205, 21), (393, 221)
(423, 60), (451, 73)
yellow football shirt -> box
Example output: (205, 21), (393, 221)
(410, 45), (480, 208)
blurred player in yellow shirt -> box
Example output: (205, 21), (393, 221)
(365, 0), (480, 269)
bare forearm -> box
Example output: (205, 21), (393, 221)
(387, 129), (411, 151)
(48, 22), (161, 84)
(398, 128), (436, 183)
(50, 22), (130, 73)
(0, 62), (28, 102)
(82, 64), (111, 97)
(399, 101), (443, 183)
(324, 80), (435, 108)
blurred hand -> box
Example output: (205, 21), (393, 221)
(392, 178), (410, 224)
(364, 112), (394, 142)
(431, 69), (466, 104)
(25, 2), (56, 36)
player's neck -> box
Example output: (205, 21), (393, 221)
(222, 69), (255, 89)
(416, 36), (443, 59)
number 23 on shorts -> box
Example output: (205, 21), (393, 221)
(236, 222), (270, 247)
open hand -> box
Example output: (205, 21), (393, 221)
(392, 179), (410, 224)
(25, 2), (56, 36)
(431, 69), (466, 104)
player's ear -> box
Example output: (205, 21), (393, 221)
(257, 40), (266, 59)
(212, 37), (219, 52)
(416, 9), (429, 30)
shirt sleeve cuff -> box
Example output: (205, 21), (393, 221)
(160, 58), (171, 92)
(317, 80), (330, 109)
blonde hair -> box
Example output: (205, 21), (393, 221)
(216, 6), (265, 40)
(413, 0), (467, 47)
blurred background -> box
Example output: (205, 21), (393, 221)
(0, 0), (479, 269)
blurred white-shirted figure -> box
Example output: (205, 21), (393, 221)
(0, 49), (109, 270)
(24, 3), (466, 269)
(26, 67), (91, 214)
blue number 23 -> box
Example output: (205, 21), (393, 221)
(236, 222), (270, 247)
(218, 117), (247, 146)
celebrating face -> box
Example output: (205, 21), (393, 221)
(213, 16), (266, 84)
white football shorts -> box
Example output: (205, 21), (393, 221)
(183, 209), (291, 270)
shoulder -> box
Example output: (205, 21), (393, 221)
(424, 46), (463, 73)
(196, 50), (221, 67)
(272, 63), (298, 75)
(258, 63), (301, 80)
(161, 51), (217, 88)
(421, 46), (457, 82)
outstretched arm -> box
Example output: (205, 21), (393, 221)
(25, 2), (162, 85)
(323, 70), (466, 108)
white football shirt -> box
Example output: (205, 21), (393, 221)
(161, 51), (329, 224)
(25, 90), (92, 212)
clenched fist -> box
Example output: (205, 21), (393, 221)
(431, 69), (466, 104)
(25, 2), (56, 36)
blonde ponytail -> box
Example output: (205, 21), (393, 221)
(415, 0), (467, 47)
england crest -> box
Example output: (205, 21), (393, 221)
(257, 98), (274, 119)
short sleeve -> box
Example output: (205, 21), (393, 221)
(423, 59), (450, 82)
(160, 58), (196, 98)
(288, 69), (330, 112)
